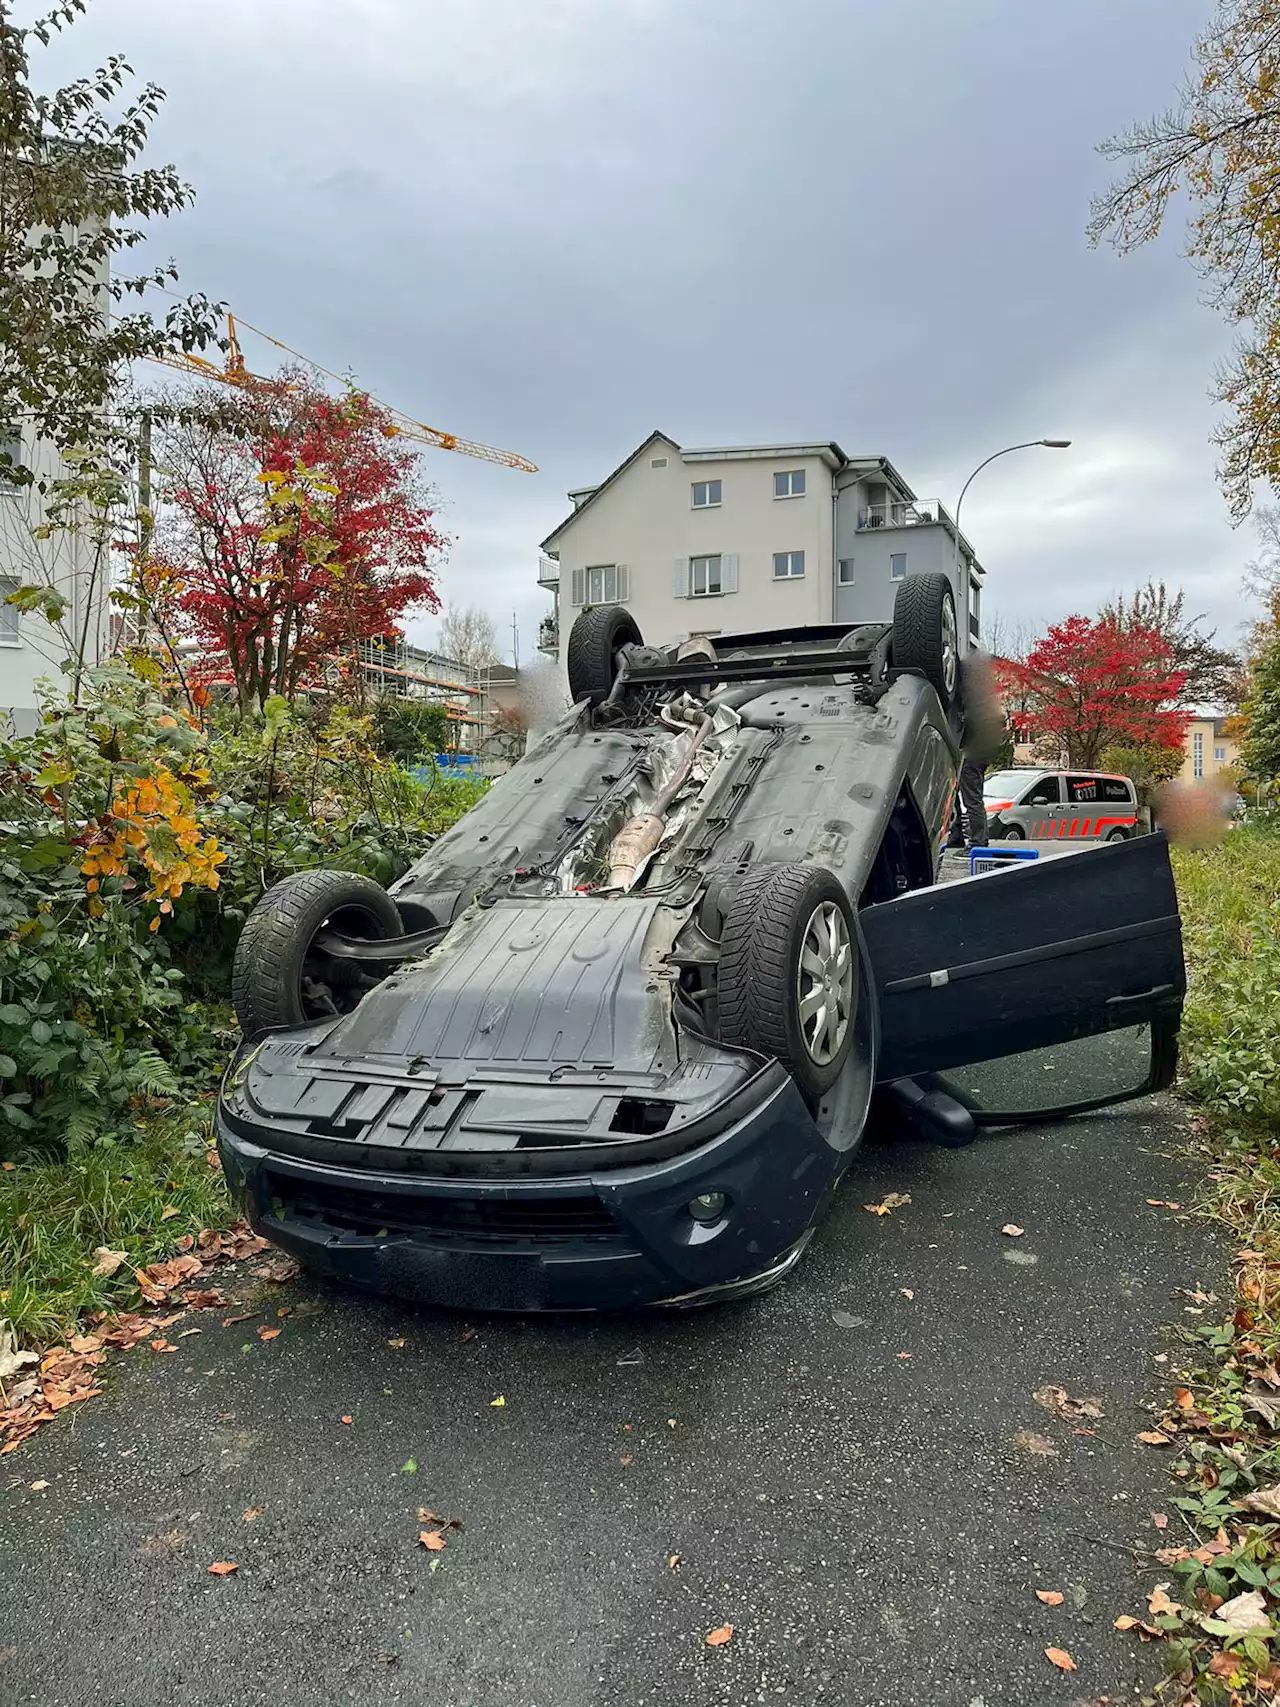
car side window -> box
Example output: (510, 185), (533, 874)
(1099, 778), (1132, 803)
(1067, 775), (1101, 804)
(1021, 776), (1061, 806)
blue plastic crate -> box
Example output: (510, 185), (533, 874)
(969, 845), (1040, 876)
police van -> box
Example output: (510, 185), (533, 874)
(983, 768), (1138, 843)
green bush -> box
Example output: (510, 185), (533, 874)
(372, 696), (452, 765)
(1172, 824), (1280, 1121)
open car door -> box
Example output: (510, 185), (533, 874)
(859, 835), (1185, 1124)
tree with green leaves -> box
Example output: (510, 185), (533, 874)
(1089, 1), (1280, 518)
(1241, 602), (1280, 782)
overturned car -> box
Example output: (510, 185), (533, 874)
(216, 574), (1186, 1310)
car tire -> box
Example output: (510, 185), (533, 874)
(1002, 823), (1025, 841)
(718, 863), (858, 1102)
(232, 869), (403, 1041)
(891, 572), (959, 710)
(1105, 827), (1129, 843)
(566, 604), (644, 706)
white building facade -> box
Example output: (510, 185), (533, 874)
(537, 432), (984, 671)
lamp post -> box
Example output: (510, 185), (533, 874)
(952, 438), (1071, 649)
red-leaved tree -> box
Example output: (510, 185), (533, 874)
(995, 616), (1189, 767)
(158, 374), (444, 713)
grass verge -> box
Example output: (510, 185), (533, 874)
(1112, 826), (1280, 1702)
(0, 1099), (230, 1345)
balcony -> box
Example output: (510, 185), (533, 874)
(537, 615), (559, 655)
(856, 498), (953, 531)
(537, 554), (560, 588)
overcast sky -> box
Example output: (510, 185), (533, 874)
(41, 0), (1253, 662)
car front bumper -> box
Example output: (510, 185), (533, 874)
(215, 1070), (843, 1312)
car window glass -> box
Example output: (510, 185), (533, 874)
(933, 1024), (1154, 1119)
(1099, 778), (1132, 802)
(1066, 775), (1100, 804)
(1020, 776), (1060, 806)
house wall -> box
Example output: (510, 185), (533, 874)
(551, 446), (837, 664)
(832, 500), (978, 646)
(1179, 717), (1240, 785)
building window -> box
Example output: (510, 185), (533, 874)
(582, 564), (630, 604)
(890, 553), (907, 580)
(837, 558), (855, 585)
(0, 427), (21, 486)
(1214, 746), (1226, 762)
(773, 551), (805, 579)
(691, 479), (721, 509)
(651, 456), (668, 468)
(774, 470), (805, 499)
(0, 576), (20, 646)
(690, 554), (723, 597)
(1192, 731), (1204, 778)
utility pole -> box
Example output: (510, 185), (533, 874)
(511, 610), (520, 672)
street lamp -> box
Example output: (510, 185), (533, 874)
(952, 438), (1071, 649)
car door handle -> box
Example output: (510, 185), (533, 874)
(1106, 984), (1177, 1010)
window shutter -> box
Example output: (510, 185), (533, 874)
(616, 563), (630, 601)
(570, 568), (585, 606)
(673, 558), (688, 598)
(722, 553), (739, 594)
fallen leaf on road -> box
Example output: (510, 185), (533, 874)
(1114, 1614), (1162, 1637)
(1240, 1484), (1280, 1519)
(667, 1418), (677, 1428)
(900, 1288), (914, 1299)
(1138, 1430), (1172, 1447)
(67, 1333), (102, 1355)
(1152, 1512), (1169, 1529)
(1155, 1546), (1192, 1565)
(256, 1326), (281, 1342)
(863, 1193), (910, 1216)
(220, 1311), (258, 1328)
(1147, 1199), (1167, 1207)
(416, 1509), (463, 1531)
(1044, 1647), (1076, 1672)
(340, 1415), (353, 1425)
(1034, 1384), (1105, 1420)
(1175, 1387), (1195, 1409)
(401, 1458), (417, 1475)
(91, 1246), (128, 1277)
(1213, 1589), (1270, 1632)
(705, 1624), (734, 1647)
(0, 1324), (39, 1382)
(387, 1338), (406, 1348)
(896, 1351), (913, 1360)
(620, 1453), (634, 1465)
(489, 1395), (506, 1408)
(461, 1329), (476, 1343)
(418, 1530), (447, 1552)
(149, 1338), (176, 1353)
(207, 1561), (238, 1576)
(1148, 1585), (1180, 1618)
(1002, 1224), (1025, 1238)
(181, 1289), (226, 1310)
(242, 1507), (264, 1522)
(29, 1479), (48, 1491)
(1013, 1430), (1059, 1458)
(668, 1553), (681, 1570)
(1035, 1590), (1064, 1605)
(252, 1254), (299, 1284)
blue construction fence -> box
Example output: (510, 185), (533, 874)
(411, 754), (486, 782)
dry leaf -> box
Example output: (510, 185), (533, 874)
(489, 1395), (506, 1408)
(863, 1192), (910, 1217)
(1214, 1589), (1269, 1632)
(1152, 1512), (1169, 1529)
(1175, 1387), (1195, 1410)
(1002, 1224), (1025, 1238)
(387, 1338), (406, 1348)
(1035, 1590), (1065, 1606)
(91, 1246), (127, 1277)
(418, 1530), (447, 1552)
(1146, 1198), (1166, 1207)
(1147, 1585), (1180, 1617)
(242, 1507), (264, 1523)
(1138, 1430), (1172, 1447)
(149, 1338), (176, 1353)
(340, 1415), (353, 1425)
(0, 1323), (39, 1382)
(620, 1453), (634, 1466)
(1243, 1383), (1280, 1428)
(29, 1479), (48, 1491)
(1013, 1430), (1059, 1458)
(668, 1553), (681, 1570)
(1114, 1615), (1139, 1630)
(207, 1561), (238, 1576)
(1241, 1484), (1280, 1520)
(256, 1326), (282, 1342)
(1044, 1647), (1076, 1672)
(1155, 1546), (1192, 1565)
(161, 1205), (180, 1220)
(1033, 1384), (1104, 1420)
(220, 1311), (258, 1328)
(67, 1333), (102, 1355)
(705, 1624), (734, 1647)
(900, 1288), (914, 1300)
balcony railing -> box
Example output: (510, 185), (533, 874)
(856, 498), (953, 531)
(537, 616), (559, 653)
(537, 555), (560, 588)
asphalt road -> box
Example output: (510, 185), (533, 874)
(1, 1098), (1219, 1707)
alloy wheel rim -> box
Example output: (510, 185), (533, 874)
(941, 596), (958, 698)
(796, 902), (854, 1066)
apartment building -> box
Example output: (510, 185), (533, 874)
(536, 431), (984, 667)
(1180, 715), (1240, 786)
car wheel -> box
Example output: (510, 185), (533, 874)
(718, 863), (857, 1101)
(1105, 827), (1129, 842)
(1002, 823), (1025, 840)
(566, 604), (644, 706)
(891, 572), (958, 710)
(232, 870), (403, 1041)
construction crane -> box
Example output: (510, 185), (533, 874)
(145, 311), (538, 473)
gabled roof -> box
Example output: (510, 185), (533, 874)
(541, 431), (680, 551)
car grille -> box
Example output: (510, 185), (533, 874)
(266, 1172), (622, 1246)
